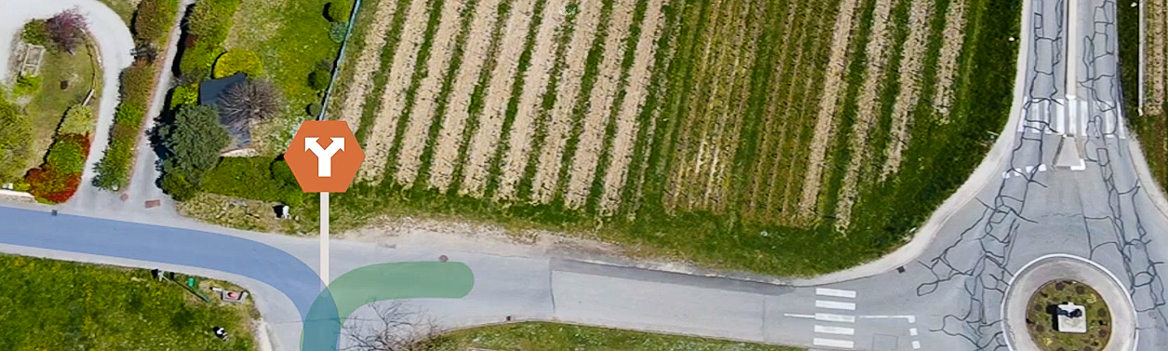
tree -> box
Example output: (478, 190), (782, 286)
(161, 105), (229, 189)
(341, 302), (441, 351)
(220, 79), (282, 133)
(46, 9), (87, 53)
(327, 0), (352, 22)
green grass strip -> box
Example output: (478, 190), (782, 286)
(482, 0), (552, 198)
(513, 0), (583, 201)
(584, 0), (651, 213)
(353, 0), (415, 146)
(412, 0), (484, 189)
(447, 0), (516, 195)
(552, 0), (618, 204)
(859, 0), (910, 188)
(379, 0), (449, 184)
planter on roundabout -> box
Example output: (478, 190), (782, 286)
(1002, 254), (1136, 351)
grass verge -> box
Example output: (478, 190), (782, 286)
(423, 322), (803, 351)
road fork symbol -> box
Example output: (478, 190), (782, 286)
(305, 137), (345, 177)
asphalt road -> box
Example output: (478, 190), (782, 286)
(2, 0), (1166, 350)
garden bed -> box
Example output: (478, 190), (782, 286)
(1025, 280), (1112, 351)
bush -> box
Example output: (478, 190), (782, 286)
(187, 0), (240, 43)
(93, 133), (134, 190)
(0, 100), (34, 183)
(213, 50), (262, 78)
(308, 67), (331, 90)
(44, 134), (90, 175)
(170, 84), (199, 109)
(114, 102), (145, 126)
(307, 101), (323, 118)
(327, 0), (352, 22)
(58, 105), (94, 135)
(22, 20), (49, 46)
(203, 157), (304, 206)
(14, 75), (41, 96)
(160, 105), (229, 189)
(161, 172), (199, 201)
(329, 22), (347, 43)
(25, 166), (80, 203)
(133, 0), (178, 44)
(46, 10), (86, 53)
(179, 44), (218, 80)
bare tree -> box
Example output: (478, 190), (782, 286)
(219, 79), (281, 134)
(341, 302), (444, 351)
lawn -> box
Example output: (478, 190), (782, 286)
(19, 41), (99, 172)
(420, 322), (803, 351)
(0, 255), (257, 351)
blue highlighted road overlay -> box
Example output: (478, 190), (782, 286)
(0, 206), (476, 351)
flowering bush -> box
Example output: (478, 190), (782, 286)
(26, 134), (89, 203)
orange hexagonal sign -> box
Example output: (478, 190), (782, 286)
(284, 120), (364, 193)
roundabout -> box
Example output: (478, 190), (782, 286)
(1003, 254), (1138, 351)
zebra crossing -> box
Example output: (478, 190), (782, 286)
(1015, 98), (1127, 138)
(811, 288), (858, 349)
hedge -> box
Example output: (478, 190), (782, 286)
(0, 99), (33, 183)
(201, 157), (305, 206)
(27, 134), (90, 203)
(45, 134), (90, 175)
(213, 50), (262, 78)
(179, 0), (242, 78)
(119, 63), (156, 105)
(133, 0), (178, 45)
(58, 105), (94, 135)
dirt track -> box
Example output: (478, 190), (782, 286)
(599, 0), (666, 213)
(460, 0), (538, 196)
(495, 0), (572, 200)
(530, 0), (605, 203)
(1150, 0), (1165, 115)
(797, 0), (865, 217)
(932, 0), (967, 120)
(395, 0), (470, 184)
(359, 0), (432, 180)
(564, 0), (638, 208)
(337, 0), (399, 132)
(881, 0), (934, 179)
(835, 0), (897, 229)
(429, 0), (505, 191)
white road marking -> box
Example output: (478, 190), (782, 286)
(1055, 99), (1065, 133)
(816, 300), (856, 310)
(1043, 100), (1054, 134)
(816, 313), (857, 323)
(909, 327), (918, 336)
(1065, 100), (1076, 135)
(1071, 158), (1086, 171)
(858, 315), (916, 323)
(912, 340), (922, 349)
(816, 288), (857, 298)
(1078, 100), (1088, 136)
(814, 325), (855, 335)
(813, 338), (855, 349)
(1038, 164), (1048, 171)
(783, 313), (817, 319)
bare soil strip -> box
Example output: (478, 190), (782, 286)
(564, 0), (638, 208)
(834, 0), (897, 229)
(337, 0), (400, 131)
(460, 0), (539, 196)
(599, 0), (666, 213)
(1150, 0), (1166, 115)
(796, 0), (865, 217)
(429, 0), (505, 191)
(880, 0), (934, 179)
(394, 0), (471, 184)
(495, 0), (572, 199)
(530, 0), (606, 203)
(931, 0), (966, 119)
(359, 0), (432, 180)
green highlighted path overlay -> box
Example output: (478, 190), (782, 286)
(302, 262), (475, 351)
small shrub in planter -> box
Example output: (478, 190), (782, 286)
(329, 22), (347, 43)
(213, 49), (262, 78)
(22, 20), (49, 46)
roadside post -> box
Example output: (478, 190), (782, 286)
(283, 121), (364, 286)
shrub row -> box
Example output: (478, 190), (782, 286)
(93, 0), (182, 190)
(27, 134), (90, 203)
(178, 0), (242, 79)
(201, 157), (305, 206)
(0, 99), (33, 183)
